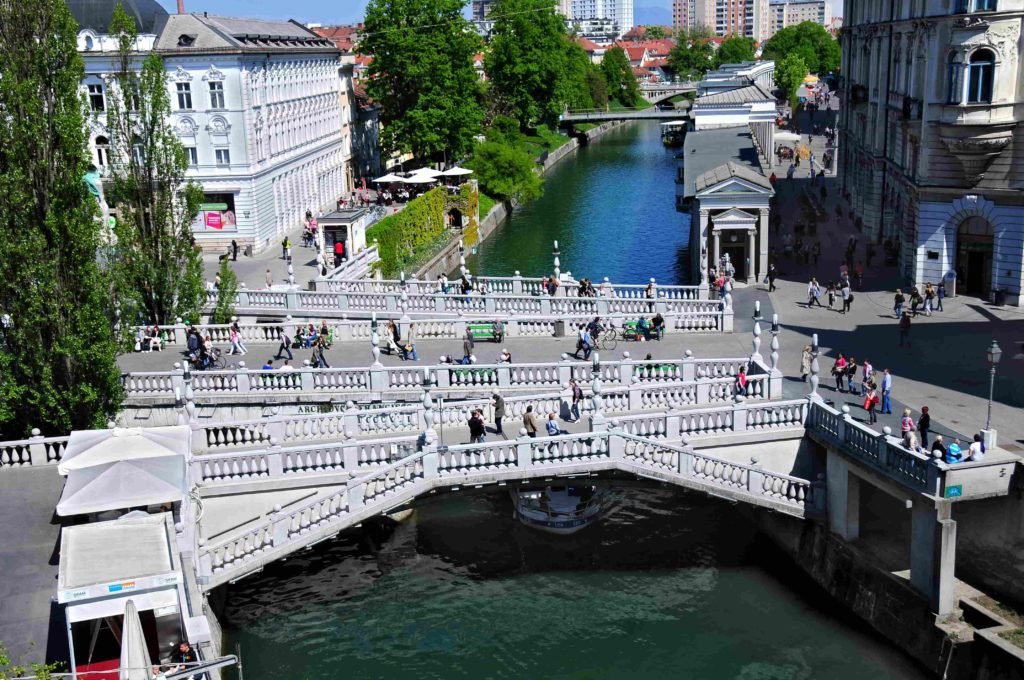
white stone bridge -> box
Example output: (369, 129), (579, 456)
(639, 81), (699, 104)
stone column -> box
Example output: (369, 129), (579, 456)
(910, 498), (958, 616)
(699, 209), (710, 277)
(712, 231), (720, 273)
(826, 450), (860, 541)
(758, 208), (769, 282)
(746, 229), (756, 284)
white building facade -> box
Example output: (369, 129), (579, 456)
(674, 0), (770, 41)
(768, 0), (831, 37)
(570, 0), (634, 37)
(839, 0), (1024, 304)
(74, 3), (352, 254)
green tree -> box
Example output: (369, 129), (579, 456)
(641, 25), (668, 39)
(466, 141), (543, 203)
(211, 259), (238, 324)
(601, 46), (641, 107)
(0, 0), (123, 436)
(0, 643), (59, 679)
(715, 35), (756, 67)
(762, 21), (840, 75)
(775, 54), (808, 109)
(487, 0), (581, 127)
(362, 0), (483, 161)
(586, 67), (609, 110)
(667, 28), (717, 80)
(556, 41), (595, 112)
(106, 4), (204, 328)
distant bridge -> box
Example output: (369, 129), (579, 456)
(561, 108), (691, 123)
(639, 81), (699, 104)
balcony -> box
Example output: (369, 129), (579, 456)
(938, 101), (1017, 127)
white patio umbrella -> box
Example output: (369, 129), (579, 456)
(402, 174), (438, 184)
(56, 456), (187, 516)
(119, 599), (151, 680)
(407, 167), (444, 177)
(440, 166), (473, 176)
(373, 173), (404, 183)
(59, 425), (191, 476)
(775, 131), (802, 142)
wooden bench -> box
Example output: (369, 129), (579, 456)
(467, 322), (505, 343)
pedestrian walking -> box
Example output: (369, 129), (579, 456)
(265, 269), (273, 288)
(832, 354), (848, 392)
(893, 289), (905, 318)
(491, 391), (506, 435)
(275, 327), (293, 360)
(880, 369), (893, 414)
(468, 410), (486, 444)
(403, 323), (419, 361)
(314, 338), (330, 368)
(569, 378), (584, 422)
(228, 326), (248, 355)
(826, 282), (836, 310)
(807, 278), (823, 307)
(861, 359), (874, 395)
(463, 328), (475, 363)
(767, 264), (777, 292)
(231, 239), (238, 262)
(841, 282), (852, 314)
(900, 409), (915, 447)
(863, 386), (879, 424)
(898, 312), (912, 347)
(735, 365), (749, 397)
(800, 345), (812, 382)
(845, 357), (858, 394)
(918, 406), (931, 449)
(281, 237), (289, 260)
(924, 283), (935, 316)
(937, 282), (945, 312)
(523, 405), (538, 438)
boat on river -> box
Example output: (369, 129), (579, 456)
(660, 120), (687, 147)
(511, 485), (607, 535)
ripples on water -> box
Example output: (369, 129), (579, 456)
(222, 488), (926, 680)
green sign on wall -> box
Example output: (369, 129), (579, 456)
(944, 485), (963, 498)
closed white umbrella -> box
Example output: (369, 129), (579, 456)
(440, 166), (473, 176)
(119, 599), (151, 680)
(373, 173), (404, 183)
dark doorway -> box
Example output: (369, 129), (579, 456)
(956, 216), (993, 297)
(723, 245), (746, 279)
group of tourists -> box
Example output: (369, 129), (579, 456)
(805, 276), (854, 313)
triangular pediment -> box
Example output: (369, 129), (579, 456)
(712, 208), (757, 222)
(697, 177), (772, 196)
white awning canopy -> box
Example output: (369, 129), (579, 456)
(372, 173), (404, 183)
(407, 167), (443, 177)
(57, 457), (187, 516)
(402, 175), (437, 184)
(774, 131), (802, 142)
(440, 166), (473, 176)
(59, 425), (191, 476)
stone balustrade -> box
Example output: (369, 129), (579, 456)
(0, 431), (69, 468)
(199, 287), (726, 325)
(318, 244), (380, 281)
(195, 422), (815, 588)
(124, 353), (776, 404)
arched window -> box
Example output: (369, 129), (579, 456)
(131, 135), (145, 166)
(94, 136), (109, 167)
(946, 52), (962, 103)
(967, 49), (994, 103)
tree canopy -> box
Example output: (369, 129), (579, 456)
(487, 0), (587, 127)
(466, 139), (543, 203)
(640, 25), (668, 39)
(775, 54), (808, 109)
(601, 46), (642, 107)
(715, 36), (756, 68)
(0, 0), (122, 434)
(762, 21), (840, 75)
(362, 0), (483, 161)
(667, 28), (717, 80)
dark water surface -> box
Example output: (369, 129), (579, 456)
(222, 128), (925, 679)
(465, 122), (692, 284)
(221, 489), (927, 680)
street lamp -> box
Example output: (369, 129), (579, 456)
(985, 340), (1002, 431)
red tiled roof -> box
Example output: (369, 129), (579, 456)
(622, 46), (647, 62)
(352, 82), (376, 109)
(314, 24), (362, 52)
(576, 36), (602, 52)
(645, 57), (668, 68)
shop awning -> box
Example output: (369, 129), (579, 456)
(59, 425), (191, 476)
(57, 457), (187, 516)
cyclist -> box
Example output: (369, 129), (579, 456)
(586, 316), (604, 343)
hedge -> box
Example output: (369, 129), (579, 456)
(367, 187), (448, 277)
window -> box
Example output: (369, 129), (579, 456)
(973, 0), (996, 10)
(131, 135), (145, 165)
(215, 148), (231, 166)
(967, 49), (994, 103)
(185, 147), (198, 166)
(176, 82), (192, 110)
(208, 81), (225, 109)
(88, 84), (104, 112)
(125, 85), (140, 112)
(94, 136), (110, 167)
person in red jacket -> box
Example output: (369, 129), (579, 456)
(333, 240), (345, 268)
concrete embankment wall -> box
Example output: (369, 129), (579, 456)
(415, 120), (630, 281)
(755, 513), (1024, 680)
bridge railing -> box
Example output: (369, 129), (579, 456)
(318, 244), (380, 281)
(199, 287), (722, 322)
(195, 422), (813, 587)
(0, 432), (69, 468)
(187, 370), (777, 452)
(125, 353), (777, 406)
(805, 399), (946, 494)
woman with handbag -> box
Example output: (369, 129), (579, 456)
(863, 386), (879, 424)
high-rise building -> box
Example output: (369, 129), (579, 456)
(570, 0), (634, 37)
(839, 0), (1024, 305)
(472, 0), (495, 21)
(674, 0), (769, 42)
(768, 0), (831, 38)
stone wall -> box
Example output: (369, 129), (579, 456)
(415, 120), (630, 281)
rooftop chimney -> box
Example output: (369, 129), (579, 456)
(177, 0), (185, 13)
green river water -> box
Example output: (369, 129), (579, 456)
(220, 123), (928, 680)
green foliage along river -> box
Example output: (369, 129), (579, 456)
(219, 124), (927, 680)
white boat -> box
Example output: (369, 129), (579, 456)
(510, 485), (607, 535)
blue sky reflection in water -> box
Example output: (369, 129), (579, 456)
(466, 122), (692, 285)
(221, 489), (927, 680)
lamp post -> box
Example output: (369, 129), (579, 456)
(552, 240), (561, 281)
(985, 340), (1002, 432)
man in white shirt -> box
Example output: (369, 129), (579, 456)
(279, 359), (295, 372)
(968, 434), (985, 461)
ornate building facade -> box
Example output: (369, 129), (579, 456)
(839, 0), (1024, 303)
(72, 1), (354, 254)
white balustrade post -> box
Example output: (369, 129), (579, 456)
(628, 377), (643, 412)
(385, 294), (398, 313)
(618, 351), (634, 385)
(171, 363), (186, 399)
(590, 369), (607, 431)
(343, 401), (360, 434)
(434, 292), (446, 313)
(608, 424), (626, 460)
(484, 294), (497, 315)
(721, 302), (734, 332)
(664, 409), (681, 442)
(235, 361), (251, 393)
(557, 353), (574, 392)
(497, 365), (511, 388)
(747, 455), (765, 495)
(768, 314), (782, 398)
(512, 271), (523, 295)
(28, 429), (47, 466)
(266, 445), (284, 478)
(237, 285), (250, 308)
(421, 369), (437, 446)
(454, 313), (467, 339)
(809, 333), (820, 397)
(196, 543), (212, 581)
(750, 319), (763, 364)
(838, 404), (851, 442)
(540, 297), (552, 315)
(300, 367), (314, 393)
(270, 504), (290, 546)
(516, 428), (534, 469)
(336, 316), (354, 343)
(596, 297), (610, 316)
(681, 350), (696, 382)
(732, 401), (749, 432)
(342, 431), (360, 470)
(695, 372), (711, 404)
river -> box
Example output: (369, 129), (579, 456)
(219, 123), (927, 680)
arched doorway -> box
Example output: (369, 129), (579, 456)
(956, 216), (993, 297)
(447, 207), (463, 230)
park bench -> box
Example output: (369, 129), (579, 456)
(467, 322), (505, 343)
(452, 367), (497, 382)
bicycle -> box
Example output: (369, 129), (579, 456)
(598, 328), (618, 351)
